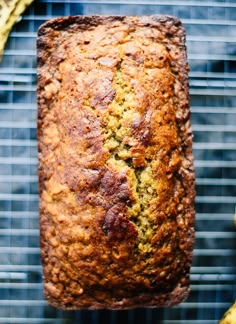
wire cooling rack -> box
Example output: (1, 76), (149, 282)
(0, 0), (236, 323)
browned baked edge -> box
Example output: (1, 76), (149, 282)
(37, 15), (195, 310)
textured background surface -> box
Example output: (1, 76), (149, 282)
(0, 0), (236, 323)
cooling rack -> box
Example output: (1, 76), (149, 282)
(0, 0), (236, 323)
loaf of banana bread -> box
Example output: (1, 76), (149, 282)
(37, 15), (195, 309)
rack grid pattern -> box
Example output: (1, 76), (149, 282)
(0, 0), (236, 323)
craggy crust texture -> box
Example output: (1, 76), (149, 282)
(37, 15), (195, 310)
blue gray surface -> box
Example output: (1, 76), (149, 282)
(0, 0), (236, 323)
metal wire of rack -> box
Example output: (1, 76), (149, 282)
(0, 0), (236, 323)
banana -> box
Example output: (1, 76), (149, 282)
(0, 0), (34, 58)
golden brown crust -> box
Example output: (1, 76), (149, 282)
(37, 15), (195, 310)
